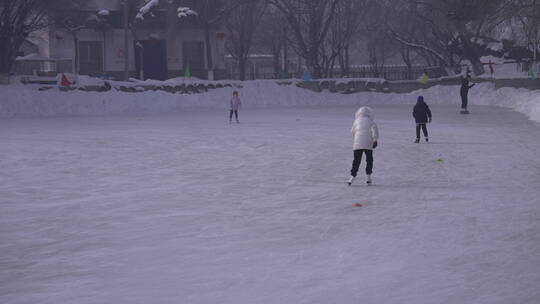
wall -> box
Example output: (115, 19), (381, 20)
(48, 22), (226, 79)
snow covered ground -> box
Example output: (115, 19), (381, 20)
(1, 81), (540, 123)
(1, 103), (540, 304)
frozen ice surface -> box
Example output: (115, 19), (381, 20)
(1, 105), (540, 304)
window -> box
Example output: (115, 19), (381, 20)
(183, 41), (205, 70)
(79, 41), (103, 76)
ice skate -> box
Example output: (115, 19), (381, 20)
(414, 138), (420, 143)
(348, 176), (355, 186)
(425, 137), (429, 143)
(366, 174), (372, 185)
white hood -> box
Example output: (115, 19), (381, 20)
(351, 107), (378, 150)
(355, 106), (374, 119)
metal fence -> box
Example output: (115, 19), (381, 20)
(346, 66), (445, 80)
(220, 65), (445, 81)
(221, 72), (300, 80)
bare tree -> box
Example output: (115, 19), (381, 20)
(224, 0), (266, 80)
(187, 0), (232, 80)
(515, 0), (540, 64)
(55, 2), (91, 75)
(255, 6), (290, 78)
(388, 1), (461, 70)
(269, 0), (341, 79)
(319, 0), (367, 77)
(0, 0), (71, 81)
(388, 0), (516, 75)
(335, 0), (368, 77)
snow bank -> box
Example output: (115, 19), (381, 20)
(477, 61), (533, 79)
(1, 81), (539, 123)
(408, 82), (540, 122)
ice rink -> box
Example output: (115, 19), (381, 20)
(1, 105), (540, 304)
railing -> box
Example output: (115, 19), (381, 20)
(220, 66), (445, 81)
(345, 66), (444, 81)
(218, 72), (300, 81)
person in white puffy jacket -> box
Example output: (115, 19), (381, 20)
(348, 106), (379, 185)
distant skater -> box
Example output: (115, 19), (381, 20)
(229, 91), (242, 123)
(348, 106), (379, 186)
(460, 75), (475, 114)
(413, 96), (432, 143)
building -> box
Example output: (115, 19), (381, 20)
(28, 0), (227, 80)
(17, 40), (39, 57)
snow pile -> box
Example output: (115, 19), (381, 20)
(55, 74), (107, 87)
(487, 85), (540, 122)
(136, 0), (159, 20)
(480, 55), (505, 64)
(127, 76), (233, 86)
(177, 7), (197, 18)
(0, 81), (539, 122)
(393, 82), (540, 123)
(137, 0), (196, 20)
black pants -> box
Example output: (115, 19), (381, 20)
(461, 93), (468, 109)
(350, 149), (373, 177)
(229, 110), (238, 120)
(416, 123), (428, 139)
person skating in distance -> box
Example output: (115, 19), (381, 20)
(460, 74), (475, 114)
(413, 95), (432, 143)
(348, 106), (379, 186)
(229, 91), (242, 123)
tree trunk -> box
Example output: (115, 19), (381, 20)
(306, 53), (315, 78)
(138, 46), (144, 80)
(345, 46), (350, 76)
(0, 73), (9, 84)
(0, 34), (25, 80)
(204, 20), (214, 80)
(464, 50), (484, 75)
(0, 20), (28, 80)
(338, 51), (345, 76)
(102, 30), (107, 77)
(239, 56), (247, 81)
(460, 34), (484, 75)
(283, 28), (288, 76)
(72, 32), (79, 74)
(130, 26), (144, 80)
(273, 47), (280, 78)
(401, 47), (412, 79)
(338, 46), (351, 77)
(0, 48), (13, 83)
(329, 56), (337, 78)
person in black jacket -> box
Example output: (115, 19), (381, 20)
(460, 75), (475, 114)
(413, 96), (432, 143)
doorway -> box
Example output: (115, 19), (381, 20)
(135, 39), (168, 80)
(79, 41), (103, 76)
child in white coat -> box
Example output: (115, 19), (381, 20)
(348, 106), (379, 185)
